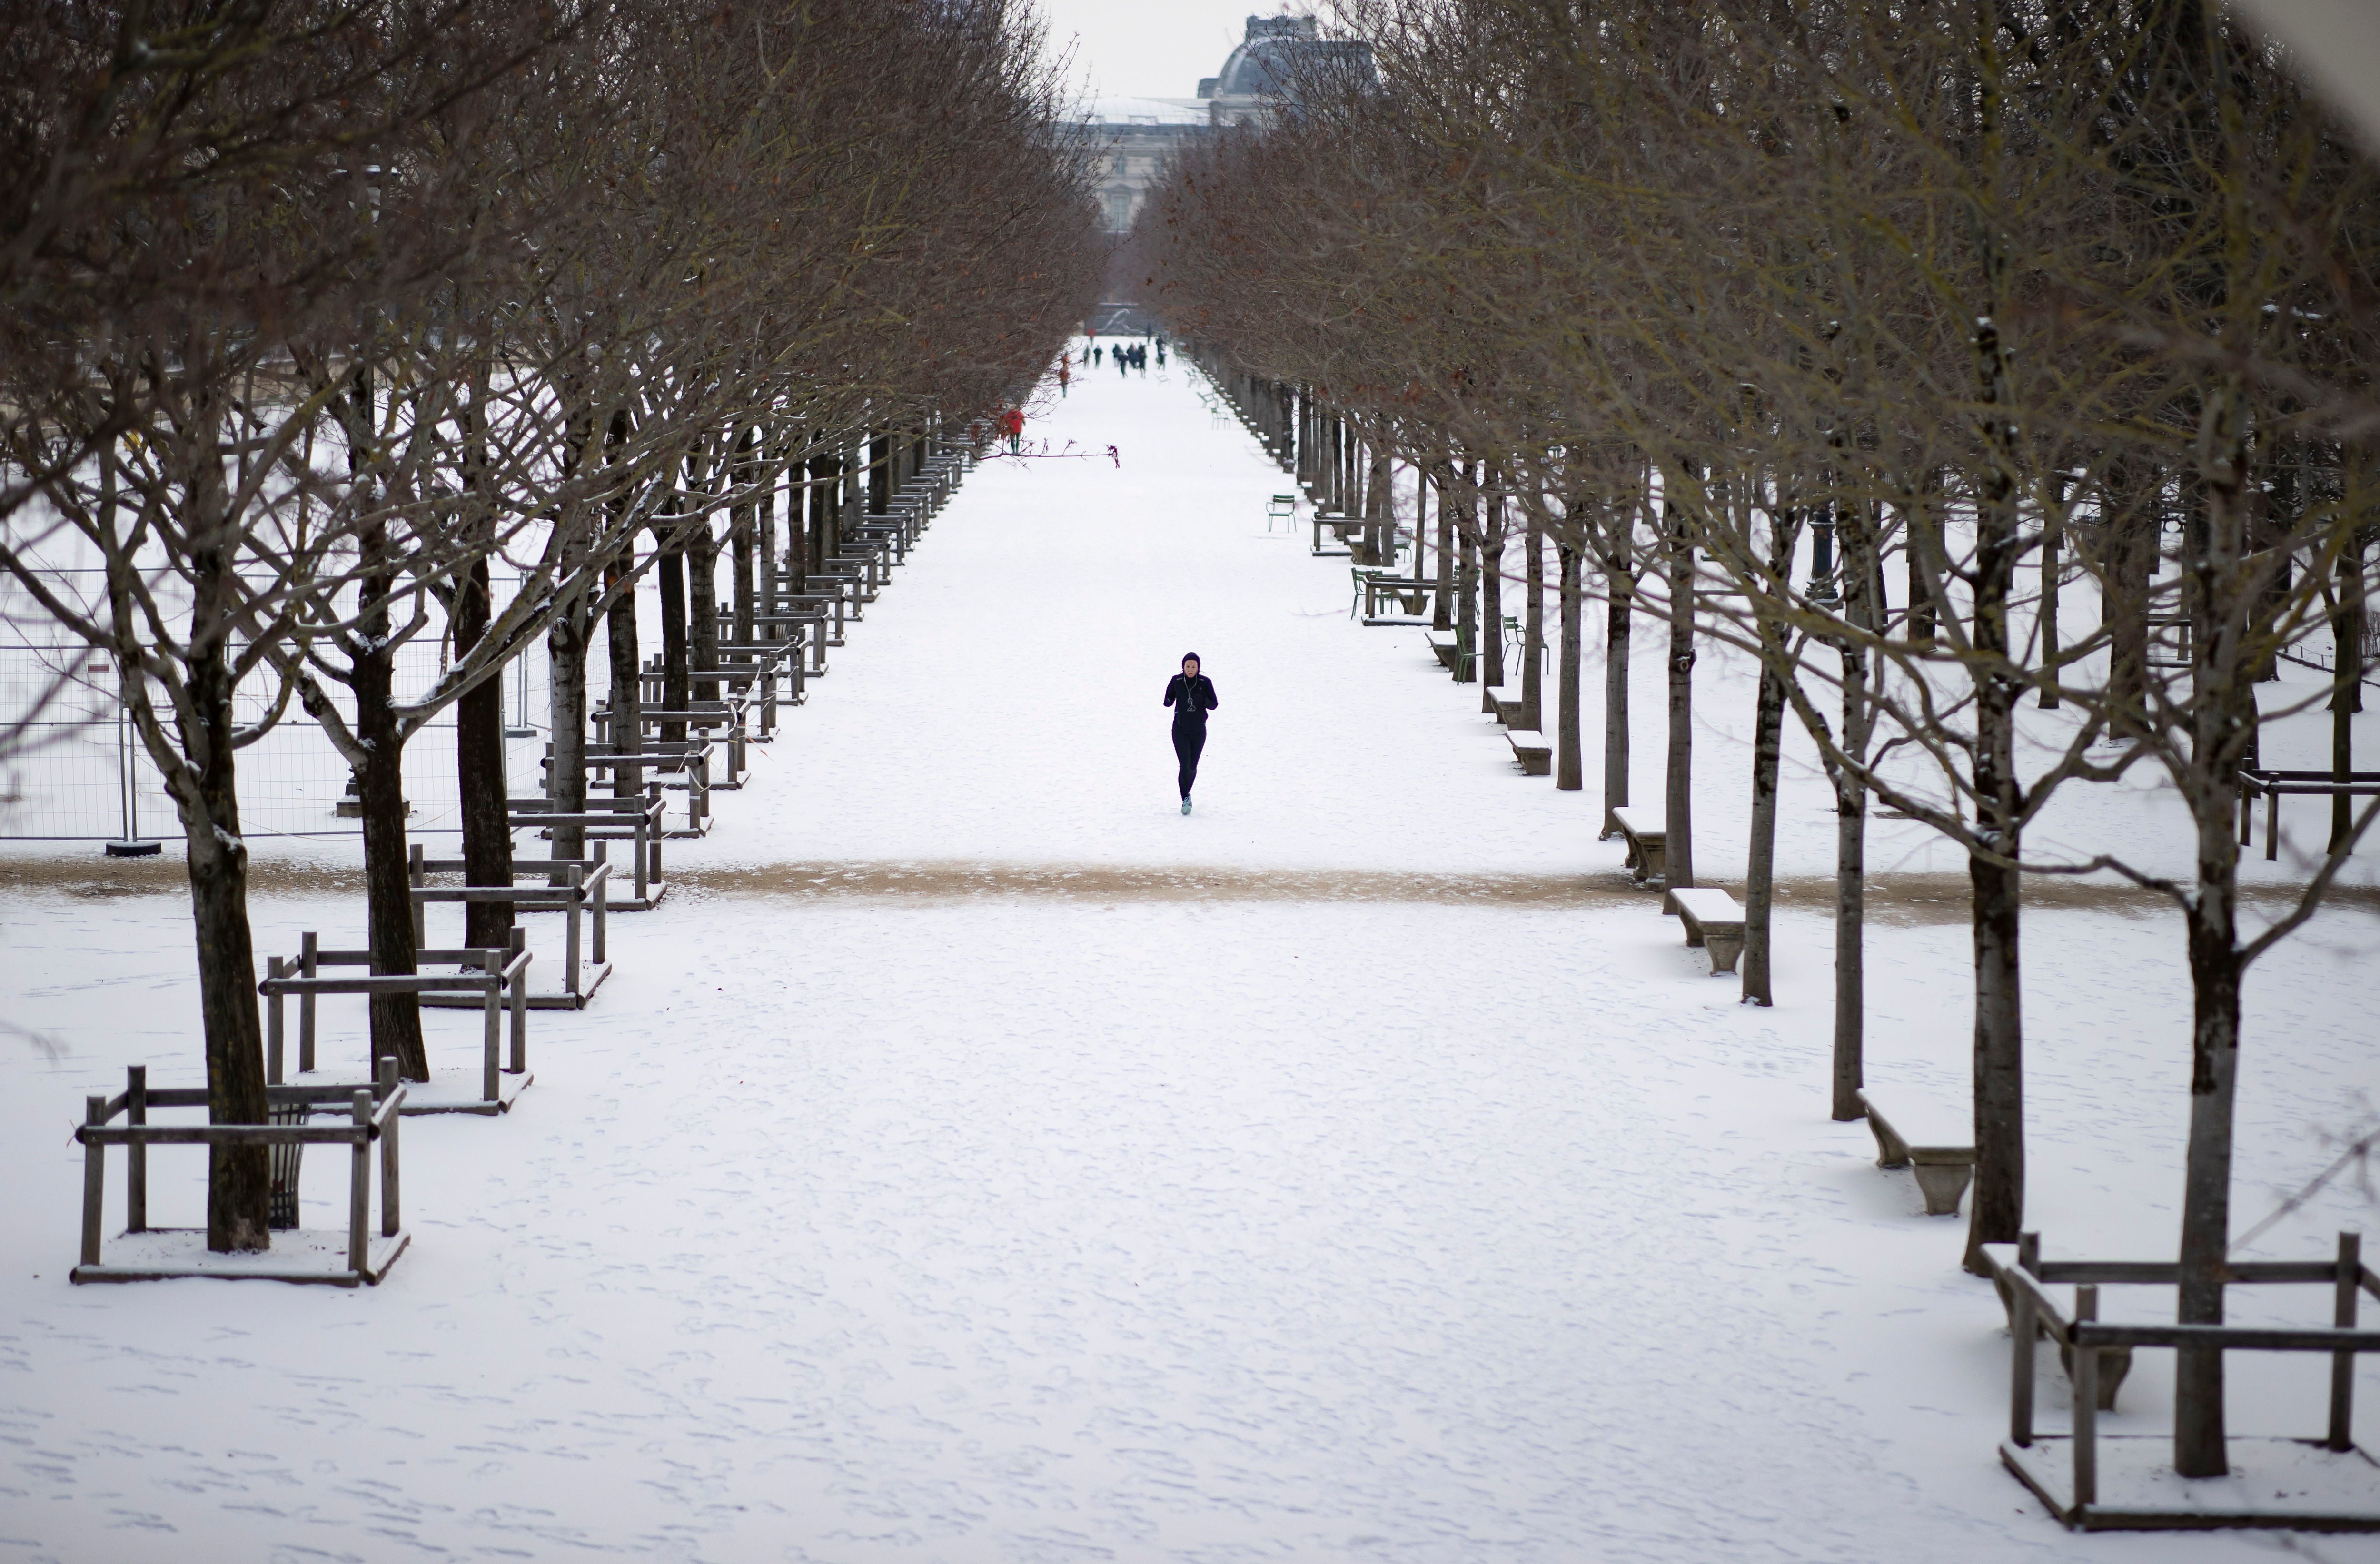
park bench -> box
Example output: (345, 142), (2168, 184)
(1609, 804), (1667, 886)
(1855, 1088), (1975, 1216)
(72, 1060), (409, 1286)
(1486, 684), (1528, 728)
(1310, 508), (1353, 557)
(1663, 886), (1745, 974)
(263, 928), (534, 1111)
(1425, 628), (1474, 681)
(1504, 727), (1553, 777)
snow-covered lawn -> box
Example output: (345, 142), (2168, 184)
(3, 354), (2377, 1561)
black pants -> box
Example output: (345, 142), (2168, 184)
(1172, 722), (1206, 799)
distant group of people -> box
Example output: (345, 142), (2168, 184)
(1084, 335), (1164, 375)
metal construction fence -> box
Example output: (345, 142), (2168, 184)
(1, 569), (558, 845)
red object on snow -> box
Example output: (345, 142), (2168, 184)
(998, 408), (1025, 438)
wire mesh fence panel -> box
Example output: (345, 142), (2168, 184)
(0, 570), (558, 842)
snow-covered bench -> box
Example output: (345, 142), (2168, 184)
(1487, 684), (1527, 728)
(1426, 630), (1472, 680)
(1609, 805), (1666, 885)
(1664, 886), (1745, 974)
(1505, 728), (1552, 777)
(1856, 1089), (1975, 1216)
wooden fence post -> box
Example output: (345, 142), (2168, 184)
(126, 1065), (147, 1234)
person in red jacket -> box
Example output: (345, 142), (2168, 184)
(998, 406), (1025, 454)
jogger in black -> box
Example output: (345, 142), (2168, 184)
(1164, 653), (1219, 813)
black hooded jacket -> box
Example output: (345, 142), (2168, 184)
(1164, 673), (1219, 728)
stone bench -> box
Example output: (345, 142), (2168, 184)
(1425, 630), (1472, 681)
(1663, 886), (1745, 974)
(1505, 728), (1552, 777)
(1856, 1088), (1975, 1216)
(1609, 804), (1666, 886)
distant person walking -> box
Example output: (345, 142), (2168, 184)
(1164, 653), (1220, 813)
(998, 406), (1024, 454)
(1093, 345), (1103, 367)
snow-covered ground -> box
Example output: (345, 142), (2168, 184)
(3, 350), (2379, 1562)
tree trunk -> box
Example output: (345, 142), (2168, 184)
(1601, 531), (1633, 832)
(1364, 448), (1391, 566)
(2102, 457), (2159, 723)
(1742, 505), (1801, 1008)
(2172, 792), (2244, 1475)
(730, 429), (756, 651)
(173, 631), (273, 1251)
(1663, 474), (1696, 891)
(1522, 500), (1545, 731)
(605, 550), (643, 795)
(1479, 475), (1506, 704)
(453, 547), (513, 949)
(1433, 461), (1456, 632)
(547, 593), (590, 867)
(2039, 472), (2064, 710)
(1906, 472), (1941, 645)
(690, 507), (721, 705)
(1964, 317), (2025, 1277)
(2332, 538), (2365, 852)
(1834, 499), (1880, 1121)
(1455, 470), (1478, 684)
(1557, 541), (1583, 791)
(656, 518), (688, 745)
(354, 634), (428, 1082)
(2176, 363), (2259, 1477)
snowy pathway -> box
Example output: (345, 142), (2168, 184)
(3, 357), (2379, 1563)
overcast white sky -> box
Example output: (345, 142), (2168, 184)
(1035, 0), (1312, 102)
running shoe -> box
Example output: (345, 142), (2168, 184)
(1181, 797), (1192, 815)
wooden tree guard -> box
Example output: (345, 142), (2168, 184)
(73, 1060), (410, 1287)
(1984, 1235), (2380, 1532)
(263, 933), (535, 1113)
(406, 857), (611, 1009)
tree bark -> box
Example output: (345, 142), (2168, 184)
(169, 595), (272, 1251)
(1479, 471), (1506, 704)
(1965, 317), (2025, 1276)
(547, 593), (590, 868)
(605, 549), (643, 795)
(1433, 460), (1455, 632)
(1834, 497), (1880, 1121)
(2039, 471), (2064, 710)
(1600, 525), (1633, 832)
(1521, 497), (1545, 731)
(2332, 537), (2365, 852)
(729, 427), (755, 652)
(689, 506), (720, 706)
(1742, 504), (1801, 1008)
(1663, 472), (1696, 891)
(453, 546), (512, 950)
(655, 515), (688, 745)
(353, 624), (428, 1082)
(1455, 465), (1479, 684)
(1557, 540), (1583, 791)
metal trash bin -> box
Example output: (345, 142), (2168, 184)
(268, 1102), (309, 1229)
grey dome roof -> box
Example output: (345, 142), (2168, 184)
(1208, 15), (1373, 101)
